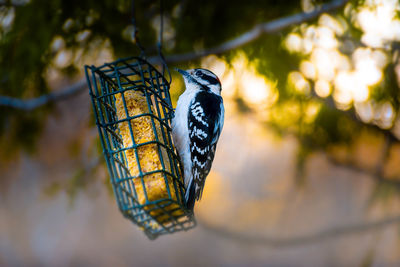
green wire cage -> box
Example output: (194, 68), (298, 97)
(85, 57), (196, 239)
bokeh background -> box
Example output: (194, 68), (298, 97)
(1, 0), (400, 266)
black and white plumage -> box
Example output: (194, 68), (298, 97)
(172, 68), (224, 211)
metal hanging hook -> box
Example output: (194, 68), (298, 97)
(158, 0), (172, 84)
(131, 0), (171, 83)
(131, 0), (146, 58)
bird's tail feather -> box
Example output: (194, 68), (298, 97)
(185, 178), (196, 211)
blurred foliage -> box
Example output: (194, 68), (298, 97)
(0, 0), (304, 154)
(1, 0), (400, 200)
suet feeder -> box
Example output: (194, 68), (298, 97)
(85, 57), (196, 239)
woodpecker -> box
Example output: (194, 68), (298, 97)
(172, 68), (224, 211)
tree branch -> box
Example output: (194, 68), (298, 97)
(0, 0), (27, 7)
(0, 0), (348, 111)
(0, 79), (87, 111)
(151, 0), (349, 64)
(326, 155), (400, 188)
(199, 214), (400, 247)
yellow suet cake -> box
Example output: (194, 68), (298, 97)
(115, 90), (184, 224)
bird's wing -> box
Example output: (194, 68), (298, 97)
(186, 91), (224, 205)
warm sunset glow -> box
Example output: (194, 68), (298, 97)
(357, 0), (400, 47)
(318, 14), (346, 35)
(201, 54), (278, 110)
(201, 55), (227, 77)
(300, 60), (316, 80)
(334, 71), (369, 103)
(354, 101), (374, 123)
(198, 1), (399, 129)
(311, 48), (336, 81)
(333, 72), (353, 106)
(4, 2), (400, 265)
(315, 79), (331, 98)
(353, 48), (384, 86)
(241, 72), (276, 106)
(285, 33), (303, 53)
(285, 0), (399, 118)
(305, 102), (321, 123)
(289, 71), (310, 94)
(314, 26), (338, 49)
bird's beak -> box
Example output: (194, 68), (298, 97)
(175, 68), (191, 78)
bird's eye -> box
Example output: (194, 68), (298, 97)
(195, 70), (203, 77)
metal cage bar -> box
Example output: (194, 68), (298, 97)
(85, 57), (196, 239)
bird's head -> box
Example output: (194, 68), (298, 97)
(176, 68), (221, 96)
